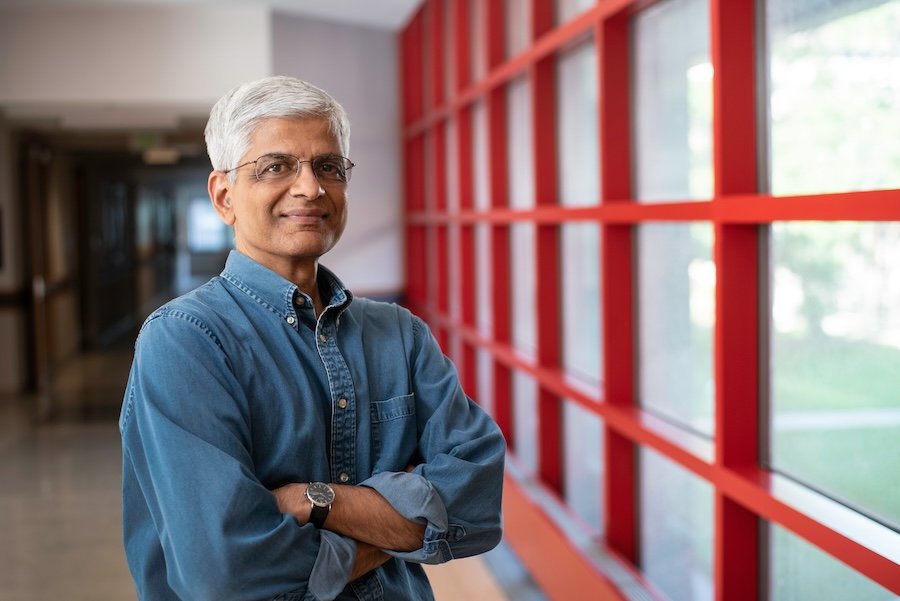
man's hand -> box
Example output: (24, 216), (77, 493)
(272, 483), (312, 524)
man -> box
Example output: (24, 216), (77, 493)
(120, 76), (505, 601)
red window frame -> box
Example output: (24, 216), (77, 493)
(400, 0), (900, 598)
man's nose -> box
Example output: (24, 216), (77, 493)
(289, 162), (324, 198)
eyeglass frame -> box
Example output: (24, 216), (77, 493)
(224, 153), (356, 184)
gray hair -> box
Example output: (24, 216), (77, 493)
(205, 76), (351, 180)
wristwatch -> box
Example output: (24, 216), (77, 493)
(306, 482), (335, 528)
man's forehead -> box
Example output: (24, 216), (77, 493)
(247, 116), (343, 153)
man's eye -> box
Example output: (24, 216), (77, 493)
(264, 161), (288, 173)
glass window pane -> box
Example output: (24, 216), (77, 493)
(770, 222), (900, 528)
(512, 371), (539, 475)
(507, 77), (535, 209)
(477, 349), (495, 417)
(638, 223), (715, 436)
(426, 227), (438, 310)
(473, 100), (491, 210)
(448, 332), (462, 370)
(470, 0), (486, 81)
(476, 223), (493, 335)
(446, 118), (459, 211)
(505, 0), (531, 58)
(633, 0), (712, 202)
(768, 522), (895, 600)
(187, 198), (228, 252)
(443, 0), (455, 96)
(448, 225), (460, 320)
(640, 447), (713, 601)
(557, 39), (600, 207)
(563, 401), (603, 532)
(766, 0), (900, 196)
(557, 0), (595, 24)
(511, 223), (536, 360)
(561, 223), (602, 392)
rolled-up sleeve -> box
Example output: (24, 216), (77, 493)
(370, 315), (506, 564)
(120, 312), (355, 601)
(359, 471), (451, 562)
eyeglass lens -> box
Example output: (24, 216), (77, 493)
(255, 154), (352, 184)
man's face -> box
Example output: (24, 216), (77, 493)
(209, 117), (348, 278)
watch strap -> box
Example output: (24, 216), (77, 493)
(309, 503), (330, 529)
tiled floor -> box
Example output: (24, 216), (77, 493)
(0, 350), (543, 600)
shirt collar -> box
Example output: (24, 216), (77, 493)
(220, 250), (353, 316)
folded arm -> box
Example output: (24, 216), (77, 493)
(272, 482), (425, 552)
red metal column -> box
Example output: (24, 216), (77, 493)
(434, 124), (450, 348)
(598, 10), (638, 564)
(711, 0), (760, 599)
(402, 15), (426, 316)
(458, 108), (478, 394)
(531, 48), (563, 494)
(485, 0), (513, 442)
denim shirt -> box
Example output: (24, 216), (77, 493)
(120, 250), (505, 601)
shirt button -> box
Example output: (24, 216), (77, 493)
(318, 334), (327, 343)
(295, 295), (305, 306)
(337, 398), (347, 409)
(286, 316), (296, 325)
(339, 472), (349, 483)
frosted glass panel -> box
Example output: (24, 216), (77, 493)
(448, 225), (460, 320)
(445, 118), (459, 211)
(443, 0), (454, 96)
(470, 0), (486, 81)
(769, 522), (894, 600)
(640, 448), (713, 601)
(425, 228), (438, 310)
(475, 224), (493, 335)
(770, 222), (900, 528)
(473, 100), (491, 210)
(510, 223), (536, 359)
(557, 0), (595, 24)
(638, 223), (714, 436)
(557, 39), (600, 207)
(477, 349), (495, 417)
(563, 401), (603, 531)
(633, 0), (712, 202)
(766, 0), (900, 195)
(507, 77), (535, 209)
(506, 0), (531, 58)
(512, 371), (538, 475)
(561, 223), (602, 391)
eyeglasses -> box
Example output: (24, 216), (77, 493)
(226, 153), (355, 184)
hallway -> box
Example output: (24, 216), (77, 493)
(0, 351), (545, 601)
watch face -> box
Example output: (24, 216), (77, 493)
(306, 482), (335, 507)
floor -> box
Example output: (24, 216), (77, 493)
(0, 349), (545, 601)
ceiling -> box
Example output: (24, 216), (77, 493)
(0, 0), (423, 153)
(0, 0), (424, 31)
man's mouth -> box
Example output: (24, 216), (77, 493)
(281, 209), (327, 224)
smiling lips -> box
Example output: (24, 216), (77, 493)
(280, 208), (327, 224)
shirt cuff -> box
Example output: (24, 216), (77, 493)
(359, 471), (451, 564)
(307, 530), (356, 601)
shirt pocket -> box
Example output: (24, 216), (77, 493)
(370, 393), (418, 473)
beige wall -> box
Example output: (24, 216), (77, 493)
(0, 5), (271, 107)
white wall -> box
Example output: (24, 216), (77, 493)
(0, 5), (271, 107)
(272, 13), (404, 296)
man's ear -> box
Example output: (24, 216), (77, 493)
(209, 170), (236, 225)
